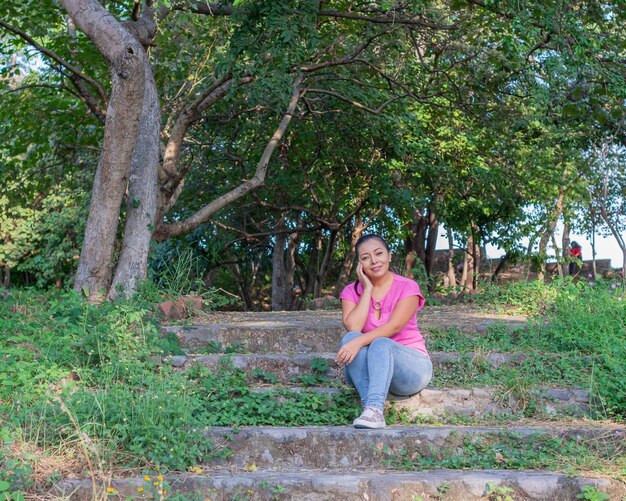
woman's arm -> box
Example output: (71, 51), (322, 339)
(336, 295), (420, 365)
(341, 293), (371, 332)
(341, 263), (373, 331)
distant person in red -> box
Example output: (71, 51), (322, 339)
(569, 241), (582, 275)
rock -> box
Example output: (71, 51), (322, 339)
(158, 296), (203, 320)
(310, 295), (340, 310)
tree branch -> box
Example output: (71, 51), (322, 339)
(0, 19), (108, 105)
(158, 1), (233, 20)
(306, 87), (407, 114)
(301, 27), (399, 72)
(318, 9), (461, 30)
(154, 74), (304, 241)
(157, 74), (255, 216)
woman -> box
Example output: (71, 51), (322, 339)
(336, 234), (432, 429)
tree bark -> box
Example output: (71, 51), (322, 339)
(446, 227), (456, 288)
(63, 0), (146, 301)
(591, 217), (598, 278)
(470, 225), (480, 289)
(1, 268), (9, 288)
(301, 232), (321, 300)
(491, 254), (509, 282)
(404, 208), (427, 277)
(314, 229), (338, 299)
(271, 218), (297, 311)
(424, 208), (438, 289)
(551, 232), (564, 278)
(460, 244), (470, 290)
(562, 222), (570, 276)
(108, 52), (160, 299)
(537, 174), (566, 282)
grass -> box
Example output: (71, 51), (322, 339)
(0, 276), (625, 497)
(378, 429), (626, 478)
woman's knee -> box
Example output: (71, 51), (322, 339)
(340, 331), (362, 347)
(369, 337), (394, 352)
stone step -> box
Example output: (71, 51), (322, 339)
(201, 424), (624, 470)
(164, 351), (572, 382)
(163, 307), (528, 353)
(55, 469), (626, 501)
(162, 315), (344, 353)
(248, 385), (590, 418)
(164, 352), (591, 417)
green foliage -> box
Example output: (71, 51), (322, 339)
(0, 288), (362, 490)
(190, 360), (358, 426)
(0, 189), (87, 287)
(0, 427), (30, 501)
(429, 278), (626, 418)
(143, 245), (240, 309)
(472, 279), (561, 315)
(485, 482), (515, 501)
(290, 357), (332, 386)
(576, 486), (610, 501)
(379, 430), (625, 476)
(250, 368), (279, 384)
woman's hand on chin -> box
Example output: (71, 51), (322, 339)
(356, 263), (373, 291)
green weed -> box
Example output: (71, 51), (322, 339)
(576, 485), (610, 501)
(290, 357), (332, 387)
(485, 481), (515, 501)
(378, 430), (625, 477)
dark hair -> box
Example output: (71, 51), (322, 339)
(571, 241), (581, 248)
(353, 234), (390, 296)
(355, 234), (390, 254)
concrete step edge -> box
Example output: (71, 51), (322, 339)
(164, 351), (591, 369)
(198, 424), (625, 471)
(55, 469), (626, 501)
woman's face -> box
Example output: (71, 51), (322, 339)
(357, 239), (391, 278)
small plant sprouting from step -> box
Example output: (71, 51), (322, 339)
(435, 482), (450, 500)
(375, 431), (624, 475)
(250, 368), (279, 384)
(310, 357), (331, 373)
(290, 357), (332, 386)
(198, 340), (246, 354)
(576, 486), (610, 501)
(485, 481), (516, 501)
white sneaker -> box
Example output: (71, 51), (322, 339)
(353, 406), (386, 429)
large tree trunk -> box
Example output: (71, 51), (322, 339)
(491, 254), (509, 282)
(562, 222), (570, 276)
(460, 245), (470, 290)
(301, 232), (321, 300)
(1, 268), (9, 289)
(424, 209), (438, 289)
(551, 233), (564, 278)
(63, 0), (147, 301)
(471, 225), (480, 290)
(271, 219), (298, 311)
(108, 55), (160, 299)
(314, 230), (337, 298)
(446, 227), (456, 289)
(537, 176), (566, 282)
(591, 217), (598, 278)
(463, 231), (475, 290)
(404, 209), (427, 277)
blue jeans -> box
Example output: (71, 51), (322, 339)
(340, 331), (433, 411)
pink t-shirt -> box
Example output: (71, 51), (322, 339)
(339, 273), (429, 356)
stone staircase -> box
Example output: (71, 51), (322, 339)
(60, 308), (626, 500)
